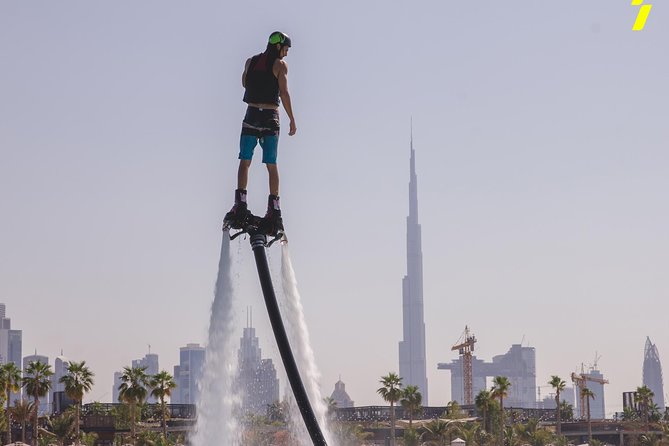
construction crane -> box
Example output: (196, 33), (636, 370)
(452, 326), (477, 405)
(571, 367), (609, 419)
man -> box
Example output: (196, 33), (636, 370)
(224, 31), (296, 234)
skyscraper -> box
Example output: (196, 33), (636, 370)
(236, 319), (279, 415)
(0, 304), (23, 403)
(398, 133), (429, 404)
(23, 352), (50, 414)
(112, 371), (123, 403)
(50, 354), (72, 413)
(51, 355), (69, 404)
(643, 337), (665, 409)
(132, 352), (160, 403)
(175, 344), (205, 404)
(586, 368), (607, 419)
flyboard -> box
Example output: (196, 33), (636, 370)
(223, 212), (328, 446)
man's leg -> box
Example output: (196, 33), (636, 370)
(260, 135), (283, 232)
(266, 163), (279, 196)
(225, 135), (257, 227)
(237, 159), (252, 190)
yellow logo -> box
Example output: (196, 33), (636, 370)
(632, 0), (653, 30)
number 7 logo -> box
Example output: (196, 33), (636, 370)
(632, 0), (652, 31)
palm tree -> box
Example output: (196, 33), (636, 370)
(0, 362), (22, 444)
(492, 376), (511, 441)
(400, 385), (422, 428)
(59, 360), (95, 445)
(377, 372), (402, 446)
(421, 418), (450, 446)
(22, 360), (53, 446)
(475, 389), (493, 433)
(47, 412), (75, 446)
(446, 400), (463, 419)
(549, 375), (566, 436)
(581, 387), (595, 442)
(118, 366), (149, 445)
(635, 385), (655, 433)
(504, 424), (521, 446)
(456, 423), (481, 446)
(560, 400), (574, 422)
(402, 427), (421, 446)
(10, 399), (33, 443)
(149, 370), (176, 440)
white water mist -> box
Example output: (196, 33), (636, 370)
(279, 244), (336, 445)
(192, 233), (240, 446)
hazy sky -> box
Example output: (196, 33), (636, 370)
(1, 1), (668, 415)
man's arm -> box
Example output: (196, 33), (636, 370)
(242, 58), (251, 88)
(275, 60), (296, 136)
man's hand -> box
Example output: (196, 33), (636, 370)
(289, 120), (297, 136)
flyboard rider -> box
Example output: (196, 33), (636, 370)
(224, 31), (296, 235)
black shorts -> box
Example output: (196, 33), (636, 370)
(240, 106), (280, 137)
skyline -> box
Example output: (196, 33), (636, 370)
(2, 0), (667, 417)
(9, 298), (667, 414)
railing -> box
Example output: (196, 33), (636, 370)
(81, 403), (196, 419)
(333, 405), (556, 423)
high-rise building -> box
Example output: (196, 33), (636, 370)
(175, 344), (205, 404)
(398, 133), (429, 405)
(0, 304), (23, 404)
(132, 352), (160, 403)
(51, 354), (70, 407)
(0, 304), (23, 365)
(643, 337), (665, 409)
(237, 322), (279, 415)
(172, 365), (181, 404)
(330, 378), (354, 409)
(23, 353), (50, 414)
(586, 368), (607, 419)
(51, 355), (77, 413)
(112, 371), (123, 403)
(439, 344), (537, 408)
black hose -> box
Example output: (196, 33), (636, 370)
(250, 234), (328, 446)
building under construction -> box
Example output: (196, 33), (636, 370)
(438, 343), (537, 408)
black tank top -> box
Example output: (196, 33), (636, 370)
(243, 52), (280, 106)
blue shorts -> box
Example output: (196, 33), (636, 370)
(239, 134), (279, 164)
(239, 106), (280, 164)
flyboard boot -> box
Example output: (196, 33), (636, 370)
(262, 194), (284, 236)
(223, 189), (252, 230)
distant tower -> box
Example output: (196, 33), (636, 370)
(0, 304), (23, 403)
(236, 310), (279, 415)
(23, 353), (50, 414)
(398, 128), (429, 404)
(51, 354), (72, 413)
(587, 368), (607, 419)
(132, 351), (160, 403)
(112, 371), (123, 403)
(175, 344), (205, 404)
(643, 337), (665, 408)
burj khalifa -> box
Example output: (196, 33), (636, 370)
(398, 133), (429, 404)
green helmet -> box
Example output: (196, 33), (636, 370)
(269, 31), (291, 48)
